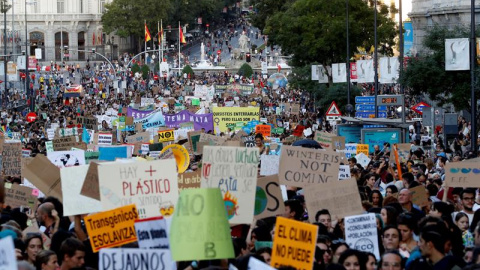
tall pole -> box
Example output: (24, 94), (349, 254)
(160, 20), (163, 62)
(25, 0), (31, 111)
(399, 0), (405, 124)
(470, 0), (477, 154)
(178, 21), (181, 71)
(158, 20), (160, 75)
(4, 1), (8, 108)
(144, 20), (147, 63)
(60, 18), (63, 63)
(346, 0), (351, 107)
(374, 0), (379, 118)
(11, 0), (13, 55)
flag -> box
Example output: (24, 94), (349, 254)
(159, 23), (163, 46)
(179, 24), (186, 44)
(145, 23), (152, 42)
(277, 64), (282, 72)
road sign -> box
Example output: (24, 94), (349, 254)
(376, 95), (403, 106)
(411, 102), (431, 115)
(326, 101), (342, 116)
(355, 112), (387, 118)
(355, 96), (375, 104)
(355, 105), (387, 111)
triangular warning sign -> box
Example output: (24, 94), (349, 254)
(326, 101), (342, 116)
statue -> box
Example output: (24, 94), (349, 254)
(238, 32), (249, 52)
(201, 42), (206, 61)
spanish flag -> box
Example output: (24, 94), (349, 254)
(145, 23), (152, 42)
(179, 23), (186, 44)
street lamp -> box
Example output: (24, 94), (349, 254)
(373, 0), (379, 118)
(1, 0), (11, 108)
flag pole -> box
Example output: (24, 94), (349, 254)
(158, 21), (161, 77)
(160, 20), (163, 62)
(144, 20), (147, 63)
(178, 21), (181, 72)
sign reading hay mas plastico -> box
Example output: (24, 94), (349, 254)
(201, 146), (259, 224)
(84, 204), (138, 253)
(278, 145), (342, 188)
(98, 159), (178, 219)
(99, 248), (172, 270)
(271, 217), (318, 270)
(212, 107), (260, 132)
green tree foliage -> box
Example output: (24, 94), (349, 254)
(399, 25), (480, 112)
(182, 65), (195, 77)
(316, 84), (362, 113)
(260, 0), (396, 67)
(250, 0), (295, 32)
(238, 63), (253, 78)
(141, 65), (150, 79)
(131, 63), (141, 74)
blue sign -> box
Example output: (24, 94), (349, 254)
(134, 110), (166, 129)
(355, 96), (375, 104)
(355, 105), (387, 111)
(362, 129), (402, 153)
(337, 125), (362, 144)
(355, 112), (387, 118)
(99, 146), (128, 161)
(404, 21), (414, 56)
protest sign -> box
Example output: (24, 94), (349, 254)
(133, 110), (166, 129)
(314, 131), (336, 149)
(201, 146), (259, 224)
(241, 135), (256, 148)
(98, 159), (178, 219)
(4, 183), (37, 209)
(170, 188), (234, 261)
(304, 178), (363, 222)
(47, 150), (86, 168)
(355, 153), (371, 168)
(80, 162), (101, 200)
(212, 107), (260, 132)
(84, 204), (138, 253)
(344, 143), (358, 158)
(338, 165), (351, 180)
(134, 217), (169, 249)
(0, 237), (18, 270)
(85, 151), (100, 163)
(21, 157), (34, 181)
(53, 136), (77, 150)
(99, 248), (173, 270)
(390, 143), (410, 163)
(444, 161), (480, 188)
(23, 155), (62, 200)
(159, 144), (190, 173)
(158, 130), (174, 143)
(77, 116), (98, 130)
(127, 107), (154, 119)
(164, 110), (214, 132)
(271, 217), (318, 270)
(199, 133), (227, 146)
(98, 133), (113, 145)
(249, 257), (276, 270)
(356, 144), (369, 156)
(98, 146), (128, 161)
(255, 241), (273, 250)
(60, 165), (103, 216)
(125, 132), (150, 143)
(2, 142), (21, 177)
(22, 149), (32, 157)
(260, 155), (280, 176)
(278, 145), (342, 188)
(331, 136), (346, 150)
(345, 213), (380, 260)
(255, 125), (271, 138)
(188, 131), (202, 153)
(409, 185), (429, 207)
(255, 175), (285, 219)
(178, 171), (202, 191)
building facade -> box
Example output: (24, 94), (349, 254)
(1, 0), (133, 63)
(409, 0), (479, 54)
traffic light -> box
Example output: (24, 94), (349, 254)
(246, 53), (251, 63)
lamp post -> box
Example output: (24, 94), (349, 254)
(374, 0), (379, 118)
(470, 0), (477, 153)
(1, 0), (11, 108)
(346, 0), (351, 108)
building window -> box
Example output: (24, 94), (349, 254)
(100, 0), (105, 13)
(57, 0), (65, 13)
(79, 0), (83, 13)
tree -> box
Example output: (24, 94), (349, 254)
(250, 0), (295, 32)
(238, 63), (253, 78)
(182, 65), (195, 77)
(263, 0), (397, 68)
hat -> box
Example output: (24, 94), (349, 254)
(0, 229), (17, 240)
(437, 152), (446, 158)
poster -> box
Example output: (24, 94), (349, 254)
(255, 125), (271, 138)
(158, 130), (174, 143)
(338, 165), (351, 180)
(379, 57), (400, 84)
(134, 217), (169, 249)
(98, 159), (178, 219)
(255, 175), (285, 220)
(4, 183), (37, 209)
(260, 155), (280, 176)
(445, 38), (470, 71)
(2, 142), (22, 177)
(164, 110), (214, 132)
(212, 107), (260, 133)
(356, 60), (375, 83)
(331, 136), (346, 150)
(60, 165), (103, 216)
(80, 162), (101, 200)
(444, 161), (480, 188)
(178, 171), (202, 191)
(98, 248), (173, 270)
(84, 204), (138, 253)
(278, 146), (343, 188)
(332, 63), (347, 83)
(22, 155), (62, 201)
(76, 116), (98, 130)
(0, 237), (18, 270)
(47, 150), (86, 168)
(271, 217), (318, 270)
(314, 131), (336, 149)
(345, 213), (380, 260)
(98, 133), (113, 145)
(201, 146), (259, 224)
(133, 111), (166, 129)
(127, 107), (154, 119)
(52, 136), (80, 151)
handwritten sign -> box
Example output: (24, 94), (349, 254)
(338, 165), (351, 180)
(409, 185), (429, 207)
(98, 133), (113, 145)
(314, 131), (335, 149)
(98, 159), (179, 219)
(158, 130), (174, 143)
(278, 146), (342, 188)
(4, 183), (37, 209)
(170, 188), (234, 261)
(201, 146), (259, 224)
(304, 178), (363, 221)
(178, 171), (202, 191)
(84, 204), (138, 253)
(77, 116), (98, 130)
(2, 142), (21, 177)
(444, 161), (480, 188)
(134, 217), (169, 249)
(255, 175), (285, 219)
(271, 217), (318, 270)
(260, 155), (280, 176)
(345, 213), (380, 260)
(357, 144), (369, 156)
(331, 136), (346, 150)
(0, 237), (18, 270)
(52, 136), (77, 151)
(99, 248), (172, 270)
(199, 133), (227, 146)
(255, 125), (271, 138)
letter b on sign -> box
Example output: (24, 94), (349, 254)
(205, 242), (216, 258)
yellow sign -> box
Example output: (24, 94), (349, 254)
(84, 204), (138, 253)
(356, 144), (369, 155)
(212, 107), (260, 132)
(158, 130), (174, 142)
(271, 217), (318, 270)
(160, 144), (191, 173)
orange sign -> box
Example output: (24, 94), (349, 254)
(356, 144), (369, 156)
(84, 204), (138, 253)
(255, 125), (271, 138)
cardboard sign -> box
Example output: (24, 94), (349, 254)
(23, 155), (62, 201)
(304, 178), (363, 221)
(409, 185), (429, 207)
(21, 157), (34, 181)
(159, 144), (190, 173)
(80, 162), (101, 200)
(125, 132), (150, 143)
(199, 133), (227, 146)
(2, 142), (22, 177)
(201, 146), (259, 224)
(158, 130), (175, 142)
(60, 165), (103, 216)
(98, 133), (113, 145)
(170, 188), (235, 261)
(77, 116), (98, 130)
(278, 146), (343, 188)
(98, 159), (179, 219)
(0, 237), (18, 270)
(52, 136), (77, 151)
(260, 155), (280, 176)
(444, 161), (480, 188)
(271, 217), (318, 270)
(188, 131), (202, 153)
(241, 135), (256, 148)
(314, 131), (336, 149)
(134, 217), (169, 249)
(331, 136), (346, 150)
(345, 213), (380, 260)
(4, 183), (37, 209)
(178, 171), (202, 191)
(84, 204), (138, 253)
(256, 125), (272, 138)
(98, 248), (173, 270)
(255, 175), (285, 219)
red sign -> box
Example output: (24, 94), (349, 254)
(326, 101), (342, 116)
(350, 63), (358, 80)
(26, 112), (37, 123)
(411, 102), (431, 115)
(197, 17), (202, 24)
(153, 75), (159, 81)
(28, 56), (37, 70)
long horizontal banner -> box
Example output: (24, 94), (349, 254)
(214, 84), (254, 95)
(164, 110), (213, 132)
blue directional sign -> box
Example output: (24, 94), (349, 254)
(355, 96), (375, 104)
(355, 105), (387, 111)
(355, 111), (387, 118)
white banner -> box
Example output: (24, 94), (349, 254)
(356, 60), (374, 83)
(311, 65), (319, 80)
(318, 65), (329, 84)
(332, 63), (347, 83)
(379, 57), (400, 83)
(445, 38), (470, 71)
